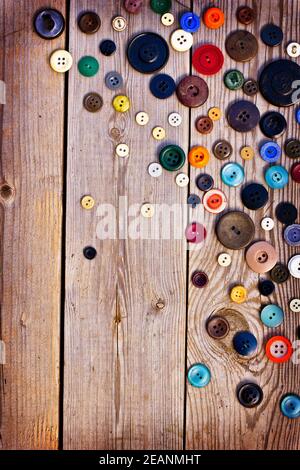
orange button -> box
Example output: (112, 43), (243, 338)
(188, 146), (210, 168)
(203, 7), (225, 29)
(203, 189), (227, 214)
(265, 336), (293, 363)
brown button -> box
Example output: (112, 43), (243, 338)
(207, 316), (230, 339)
(176, 75), (209, 108)
(216, 211), (255, 250)
(83, 92), (103, 112)
(213, 140), (233, 160)
(225, 30), (258, 62)
(246, 241), (278, 274)
(270, 263), (290, 283)
(243, 79), (258, 96)
(195, 116), (213, 134)
(236, 6), (256, 25)
(285, 139), (300, 159)
(78, 11), (101, 34)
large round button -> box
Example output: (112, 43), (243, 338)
(50, 50), (73, 73)
(260, 111), (287, 138)
(227, 100), (260, 132)
(191, 271), (208, 287)
(280, 395), (300, 419)
(34, 8), (65, 39)
(233, 331), (258, 357)
(288, 255), (300, 278)
(206, 316), (229, 339)
(192, 45), (224, 75)
(236, 6), (256, 25)
(112, 95), (130, 112)
(291, 162), (300, 183)
(83, 246), (97, 260)
(259, 141), (281, 163)
(188, 146), (210, 168)
(243, 79), (258, 96)
(225, 30), (258, 62)
(284, 224), (300, 246)
(203, 189), (227, 214)
(176, 75), (209, 108)
(150, 73), (176, 99)
(83, 92), (103, 112)
(258, 279), (275, 296)
(260, 304), (284, 328)
(150, 0), (171, 14)
(245, 241), (278, 273)
(127, 32), (169, 74)
(221, 162), (245, 187)
(259, 59), (300, 107)
(241, 183), (268, 210)
(187, 364), (211, 388)
(196, 173), (214, 192)
(285, 139), (300, 159)
(275, 202), (297, 225)
(261, 24), (283, 47)
(237, 383), (263, 408)
(265, 165), (289, 190)
(78, 11), (101, 34)
(266, 336), (292, 363)
(170, 29), (193, 52)
(180, 12), (200, 33)
(124, 0), (143, 14)
(213, 140), (232, 160)
(159, 145), (185, 171)
(78, 56), (99, 77)
(224, 70), (244, 90)
(270, 263), (289, 284)
(195, 116), (213, 134)
(185, 223), (207, 244)
(100, 39), (116, 56)
(216, 211), (255, 250)
(203, 7), (224, 29)
(105, 71), (123, 90)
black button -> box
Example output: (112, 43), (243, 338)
(241, 183), (268, 210)
(196, 173), (214, 191)
(270, 263), (290, 284)
(275, 202), (298, 225)
(83, 246), (97, 260)
(237, 383), (263, 408)
(150, 73), (176, 99)
(100, 39), (116, 56)
(285, 139), (300, 159)
(260, 111), (287, 138)
(261, 24), (283, 47)
(227, 100), (260, 132)
(259, 59), (300, 107)
(187, 194), (201, 208)
(34, 8), (65, 39)
(127, 32), (169, 74)
(258, 279), (275, 296)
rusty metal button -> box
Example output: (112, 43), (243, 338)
(78, 11), (101, 34)
(176, 75), (209, 108)
(195, 116), (213, 134)
(236, 6), (256, 25)
(245, 241), (278, 274)
(225, 30), (258, 62)
(216, 211), (255, 250)
(191, 271), (208, 288)
(243, 79), (258, 96)
(206, 316), (229, 339)
(227, 100), (260, 132)
(213, 140), (232, 160)
(270, 263), (290, 284)
(124, 0), (143, 14)
(285, 139), (300, 159)
(83, 92), (103, 112)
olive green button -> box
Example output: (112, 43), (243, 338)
(224, 69), (244, 90)
(150, 0), (171, 14)
(159, 144), (186, 171)
(78, 56), (99, 77)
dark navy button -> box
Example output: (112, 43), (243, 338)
(34, 8), (65, 39)
(270, 263), (290, 284)
(258, 279), (275, 296)
(180, 12), (200, 33)
(188, 194), (201, 208)
(275, 202), (297, 225)
(127, 32), (169, 74)
(221, 162), (244, 187)
(233, 331), (258, 356)
(100, 39), (116, 56)
(149, 73), (176, 99)
(196, 173), (214, 192)
(237, 383), (263, 408)
(261, 24), (283, 47)
(260, 141), (281, 163)
(187, 364), (211, 388)
(260, 304), (284, 328)
(227, 100), (260, 132)
(285, 139), (300, 159)
(265, 165), (289, 189)
(260, 111), (287, 138)
(284, 224), (300, 246)
(83, 246), (97, 260)
(259, 59), (300, 107)
(280, 394), (300, 418)
(241, 183), (268, 210)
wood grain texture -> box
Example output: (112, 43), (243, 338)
(0, 0), (65, 449)
(186, 0), (300, 450)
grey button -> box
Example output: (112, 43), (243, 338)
(105, 71), (123, 90)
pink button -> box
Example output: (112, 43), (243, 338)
(185, 222), (207, 243)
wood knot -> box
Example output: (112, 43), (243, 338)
(0, 183), (15, 205)
(156, 299), (165, 310)
(110, 127), (121, 140)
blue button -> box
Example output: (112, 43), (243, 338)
(233, 331), (258, 356)
(260, 141), (281, 163)
(284, 224), (300, 246)
(280, 394), (300, 418)
(187, 363), (211, 388)
(296, 108), (300, 124)
(221, 162), (244, 187)
(260, 304), (284, 328)
(180, 12), (200, 33)
(150, 73), (176, 99)
(265, 165), (289, 189)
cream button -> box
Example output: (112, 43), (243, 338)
(136, 111), (149, 126)
(170, 29), (193, 52)
(161, 12), (174, 26)
(218, 252), (231, 267)
(152, 126), (166, 140)
(168, 112), (182, 127)
(289, 298), (300, 313)
(81, 195), (95, 210)
(50, 49), (73, 73)
(288, 255), (300, 278)
(141, 203), (154, 218)
(115, 143), (129, 157)
(261, 217), (274, 231)
(175, 173), (189, 187)
(112, 16), (127, 31)
(148, 162), (162, 177)
(287, 42), (300, 58)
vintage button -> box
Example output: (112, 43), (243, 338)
(206, 316), (229, 339)
(203, 189), (227, 214)
(150, 73), (176, 99)
(185, 223), (207, 244)
(241, 183), (268, 210)
(161, 12), (174, 26)
(227, 100), (260, 132)
(148, 162), (162, 177)
(187, 194), (201, 208)
(159, 144), (185, 171)
(196, 173), (214, 192)
(203, 7), (224, 29)
(216, 211), (255, 250)
(291, 162), (300, 183)
(225, 30), (258, 62)
(270, 263), (289, 284)
(50, 50), (73, 73)
(150, 0), (171, 14)
(258, 279), (275, 296)
(240, 146), (254, 160)
(127, 32), (169, 74)
(100, 39), (116, 56)
(259, 59), (300, 107)
(105, 71), (123, 90)
(230, 285), (247, 304)
(266, 335), (292, 363)
(284, 224), (300, 246)
(261, 24), (283, 47)
(192, 45), (224, 76)
(265, 165), (289, 190)
(141, 203), (154, 218)
(213, 140), (232, 160)
(191, 271), (208, 288)
(34, 8), (65, 39)
(260, 141), (281, 163)
(260, 304), (284, 328)
(115, 143), (129, 158)
(275, 202), (297, 225)
(168, 112), (182, 127)
(78, 56), (99, 77)
(113, 95), (130, 112)
(135, 111), (149, 126)
(176, 75), (209, 108)
(170, 29), (193, 52)
(81, 195), (95, 210)
(175, 173), (189, 187)
(83, 92), (103, 112)
(152, 126), (165, 140)
(208, 107), (221, 121)
(287, 42), (300, 58)
(224, 70), (244, 90)
(261, 217), (274, 231)
(83, 246), (97, 260)
(285, 139), (300, 159)
(237, 383), (263, 408)
(233, 331), (257, 357)
(217, 252), (231, 267)
(180, 12), (200, 33)
(221, 162), (244, 187)
(78, 11), (100, 34)
(243, 79), (258, 96)
(236, 6), (256, 25)
(112, 16), (127, 31)
(288, 255), (300, 278)
(124, 0), (143, 14)
(195, 116), (213, 134)
(187, 364), (211, 388)
(188, 146), (210, 168)
(245, 241), (278, 274)
(260, 112), (287, 139)
(289, 298), (300, 313)
(280, 395), (300, 419)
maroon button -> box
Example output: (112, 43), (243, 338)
(176, 75), (209, 108)
(191, 271), (208, 288)
(185, 222), (207, 243)
(124, 0), (143, 13)
(195, 116), (213, 134)
(192, 44), (224, 75)
(291, 162), (300, 183)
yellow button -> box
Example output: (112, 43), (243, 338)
(112, 16), (127, 31)
(208, 107), (221, 121)
(152, 126), (166, 140)
(81, 195), (95, 210)
(230, 285), (247, 304)
(161, 13), (174, 26)
(50, 49), (73, 73)
(115, 143), (129, 157)
(112, 95), (130, 112)
(240, 146), (254, 160)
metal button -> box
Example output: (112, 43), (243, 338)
(34, 8), (65, 39)
(113, 95), (130, 112)
(100, 39), (116, 56)
(284, 224), (300, 246)
(187, 364), (211, 388)
(206, 316), (229, 339)
(240, 146), (254, 160)
(216, 211), (255, 250)
(217, 252), (231, 267)
(152, 126), (166, 140)
(227, 100), (260, 132)
(208, 107), (221, 121)
(261, 24), (283, 47)
(115, 143), (129, 158)
(196, 173), (214, 192)
(236, 6), (256, 25)
(225, 30), (258, 62)
(83, 246), (97, 260)
(261, 217), (274, 231)
(259, 59), (300, 107)
(81, 195), (95, 210)
(230, 285), (247, 304)
(192, 44), (224, 75)
(168, 112), (182, 127)
(245, 241), (278, 274)
(195, 116), (213, 134)
(176, 75), (209, 108)
(170, 29), (193, 52)
(148, 162), (162, 177)
(275, 202), (297, 225)
(287, 42), (300, 58)
(285, 139), (300, 159)
(289, 298), (300, 313)
(266, 336), (292, 363)
(161, 12), (174, 26)
(175, 173), (189, 187)
(237, 383), (263, 408)
(260, 111), (287, 139)
(203, 189), (227, 214)
(136, 111), (149, 126)
(78, 55), (99, 77)
(280, 395), (300, 419)
(141, 203), (154, 218)
(112, 16), (127, 31)
(105, 71), (123, 90)
(78, 11), (101, 34)
(127, 32), (169, 74)
(243, 79), (258, 96)
(50, 49), (73, 73)
(191, 271), (208, 288)
(83, 92), (103, 112)
(288, 255), (300, 279)
(150, 73), (176, 99)
(233, 331), (258, 357)
(241, 183), (268, 210)
(213, 140), (232, 160)
(260, 304), (284, 328)
(270, 263), (290, 284)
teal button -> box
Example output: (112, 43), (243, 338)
(265, 165), (289, 189)
(150, 0), (171, 14)
(224, 69), (244, 90)
(78, 56), (99, 77)
(280, 394), (300, 418)
(187, 363), (211, 388)
(221, 162), (244, 187)
(260, 304), (284, 328)
(159, 144), (186, 171)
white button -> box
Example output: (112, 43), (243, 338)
(168, 112), (182, 127)
(175, 173), (189, 187)
(50, 50), (73, 73)
(287, 42), (300, 58)
(112, 16), (127, 31)
(141, 203), (154, 218)
(218, 253), (231, 267)
(115, 143), (129, 157)
(152, 126), (165, 140)
(288, 254), (300, 278)
(161, 12), (174, 26)
(148, 162), (162, 177)
(261, 217), (274, 231)
(136, 111), (149, 126)
(289, 298), (300, 313)
(270, 340), (288, 358)
(170, 29), (193, 52)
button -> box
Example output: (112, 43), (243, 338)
(148, 162), (162, 177)
(100, 39), (116, 56)
(124, 0), (143, 14)
(113, 95), (130, 112)
(259, 59), (300, 107)
(289, 298), (300, 313)
(192, 45), (224, 76)
(188, 146), (210, 168)
(195, 116), (213, 134)
(115, 143), (129, 158)
(280, 395), (300, 419)
(221, 162), (245, 187)
(185, 223), (207, 244)
(206, 316), (229, 339)
(203, 7), (224, 29)
(208, 107), (221, 121)
(230, 285), (247, 304)
(275, 202), (297, 225)
(261, 217), (274, 231)
(217, 252), (231, 267)
(112, 16), (127, 31)
(237, 383), (263, 408)
(161, 12), (174, 26)
(83, 246), (97, 260)
(240, 146), (254, 160)
(170, 29), (193, 52)
(176, 75), (209, 108)
(81, 195), (95, 210)
(260, 112), (287, 139)
(243, 79), (258, 96)
(236, 6), (256, 24)
(136, 111), (149, 126)
(225, 30), (258, 62)
(83, 92), (103, 112)
(213, 140), (232, 160)
(150, 0), (171, 14)
(266, 336), (292, 363)
(261, 24), (283, 47)
(270, 263), (290, 284)
(265, 165), (289, 190)
(245, 241), (278, 273)
(241, 183), (268, 210)
(291, 162), (300, 183)
(227, 100), (260, 132)
(297, 108), (300, 124)
(233, 331), (258, 357)
(150, 73), (176, 99)
(216, 211), (255, 250)
(180, 12), (200, 33)
(159, 145), (186, 171)
(258, 279), (275, 296)
(50, 50), (73, 73)
(287, 42), (300, 58)
(260, 304), (284, 328)
(175, 173), (189, 187)
(196, 173), (214, 192)
(105, 71), (123, 90)
(152, 126), (165, 140)
(203, 189), (227, 214)
(78, 56), (99, 77)
(168, 112), (182, 127)
(78, 11), (100, 34)
(127, 32), (169, 74)
(284, 224), (300, 246)
(191, 271), (208, 288)
(288, 255), (300, 278)
(285, 139), (300, 159)
(224, 70), (244, 90)
(187, 364), (211, 388)
(187, 194), (201, 208)
(259, 141), (281, 163)
(34, 8), (65, 39)
(141, 203), (154, 218)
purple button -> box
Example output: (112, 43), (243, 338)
(284, 224), (300, 246)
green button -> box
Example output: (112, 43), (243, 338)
(78, 56), (99, 77)
(150, 0), (172, 14)
(224, 69), (244, 90)
(159, 144), (186, 171)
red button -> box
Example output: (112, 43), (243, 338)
(192, 44), (224, 75)
(185, 222), (207, 243)
(291, 162), (300, 183)
(265, 335), (293, 363)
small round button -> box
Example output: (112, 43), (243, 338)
(83, 246), (97, 260)
(217, 253), (231, 267)
(78, 56), (99, 77)
(225, 30), (258, 62)
(266, 336), (292, 363)
(78, 11), (101, 34)
(83, 92), (103, 112)
(141, 203), (154, 218)
(243, 79), (258, 96)
(188, 146), (209, 168)
(136, 111), (149, 126)
(50, 50), (73, 73)
(196, 173), (214, 192)
(260, 304), (284, 328)
(195, 116), (213, 134)
(265, 165), (289, 190)
(289, 298), (300, 313)
(161, 12), (174, 26)
(150, 73), (176, 99)
(185, 223), (207, 244)
(170, 29), (193, 52)
(258, 279), (275, 296)
(148, 162), (162, 178)
(113, 95), (130, 112)
(206, 316), (229, 339)
(176, 75), (209, 108)
(276, 202), (297, 225)
(216, 211), (255, 250)
(285, 139), (300, 159)
(34, 8), (65, 39)
(287, 42), (300, 58)
(105, 71), (123, 90)
(159, 145), (186, 171)
(81, 195), (95, 210)
(240, 146), (254, 160)
(261, 24), (283, 47)
(291, 162), (300, 183)
(152, 126), (166, 140)
(237, 383), (263, 408)
(150, 0), (171, 14)
(203, 7), (224, 29)
(236, 6), (256, 25)
(260, 111), (287, 139)
(213, 140), (232, 160)
(180, 12), (200, 33)
(115, 143), (129, 158)
(221, 162), (245, 187)
(187, 364), (211, 388)
(112, 16), (127, 32)
(284, 224), (300, 247)
(246, 241), (278, 274)
(270, 263), (290, 284)
(233, 331), (258, 357)
(203, 189), (227, 214)
(224, 69), (244, 90)
(260, 141), (281, 163)
(187, 194), (201, 208)
(208, 107), (221, 121)
(280, 395), (300, 419)
(124, 0), (143, 14)
(241, 183), (268, 210)
(175, 173), (189, 187)
(127, 32), (169, 74)
(288, 255), (300, 279)
(192, 45), (224, 75)
(168, 112), (182, 127)
(230, 285), (247, 304)
(261, 217), (274, 231)
(191, 271), (208, 288)
(227, 100), (260, 132)
(100, 39), (116, 56)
